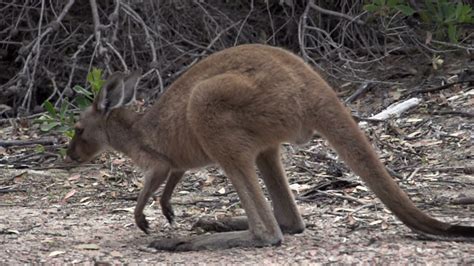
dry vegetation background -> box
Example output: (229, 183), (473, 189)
(0, 0), (471, 116)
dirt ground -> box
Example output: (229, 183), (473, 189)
(1, 58), (473, 263)
(0, 157), (473, 264)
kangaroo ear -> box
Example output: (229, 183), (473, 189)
(94, 69), (141, 114)
(122, 69), (142, 106)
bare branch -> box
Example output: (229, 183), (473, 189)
(309, 0), (365, 26)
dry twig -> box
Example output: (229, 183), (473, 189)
(0, 138), (56, 147)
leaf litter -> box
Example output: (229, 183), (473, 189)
(0, 60), (473, 263)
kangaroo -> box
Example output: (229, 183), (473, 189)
(66, 44), (473, 251)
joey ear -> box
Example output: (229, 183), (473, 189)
(94, 69), (141, 114)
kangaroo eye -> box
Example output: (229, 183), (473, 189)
(75, 127), (84, 135)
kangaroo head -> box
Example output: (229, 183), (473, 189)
(66, 70), (141, 163)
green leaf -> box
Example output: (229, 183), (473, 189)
(35, 145), (45, 153)
(87, 67), (105, 95)
(42, 100), (57, 117)
(395, 5), (415, 16)
(423, 0), (436, 20)
(59, 101), (68, 117)
(457, 5), (473, 22)
(86, 68), (100, 85)
(387, 0), (399, 8)
(35, 114), (54, 123)
(58, 148), (67, 157)
(72, 85), (93, 97)
(364, 4), (379, 13)
(419, 10), (430, 23)
(57, 125), (70, 133)
(447, 23), (458, 43)
(74, 95), (92, 110)
(443, 6), (457, 23)
(64, 130), (75, 139)
(455, 3), (463, 20)
(40, 121), (60, 132)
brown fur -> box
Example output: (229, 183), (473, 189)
(67, 44), (473, 251)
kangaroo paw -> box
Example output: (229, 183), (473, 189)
(135, 213), (150, 234)
(149, 230), (281, 251)
(162, 204), (175, 224)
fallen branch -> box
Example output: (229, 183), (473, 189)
(369, 98), (421, 120)
(28, 163), (100, 170)
(431, 110), (474, 118)
(298, 190), (367, 205)
(0, 138), (56, 147)
(345, 83), (372, 104)
(395, 165), (474, 174)
(406, 79), (474, 96)
(0, 187), (27, 194)
(386, 167), (403, 179)
(450, 197), (474, 205)
(358, 98), (421, 127)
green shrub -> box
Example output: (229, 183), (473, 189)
(36, 67), (105, 139)
(364, 0), (415, 17)
(364, 0), (473, 43)
(419, 0), (473, 43)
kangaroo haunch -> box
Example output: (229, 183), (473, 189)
(66, 44), (474, 251)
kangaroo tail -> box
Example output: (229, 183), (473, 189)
(311, 89), (473, 240)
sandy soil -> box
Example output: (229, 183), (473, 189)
(1, 59), (473, 263)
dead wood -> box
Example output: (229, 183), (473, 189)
(1, 1), (473, 117)
(298, 190), (367, 205)
(0, 138), (56, 147)
(368, 98), (421, 121)
(406, 79), (474, 96)
(450, 197), (474, 205)
(431, 110), (474, 118)
(0, 187), (27, 194)
(344, 83), (372, 104)
(395, 166), (474, 175)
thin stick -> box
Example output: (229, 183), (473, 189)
(0, 187), (27, 194)
(402, 79), (474, 97)
(89, 0), (102, 45)
(345, 83), (371, 103)
(431, 110), (474, 118)
(298, 190), (367, 205)
(309, 0), (365, 25)
(408, 79), (474, 95)
(120, 2), (157, 63)
(0, 138), (56, 147)
(234, 0), (254, 46)
(105, 42), (128, 71)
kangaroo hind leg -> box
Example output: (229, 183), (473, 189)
(150, 151), (283, 251)
(194, 146), (305, 235)
(256, 146), (305, 234)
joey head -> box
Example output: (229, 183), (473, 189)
(67, 44), (473, 251)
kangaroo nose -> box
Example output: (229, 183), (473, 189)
(64, 152), (81, 163)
